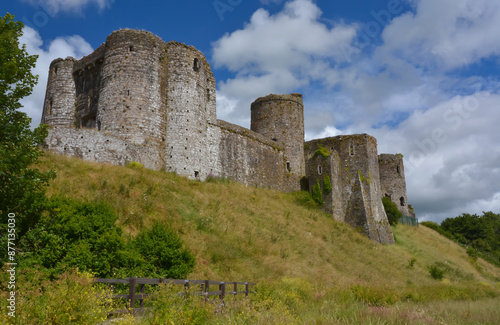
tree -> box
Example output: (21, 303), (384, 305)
(382, 197), (402, 226)
(0, 13), (55, 235)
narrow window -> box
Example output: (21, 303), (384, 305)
(194, 171), (199, 178)
(206, 88), (210, 101)
(318, 165), (322, 175)
(286, 162), (291, 172)
(193, 58), (200, 72)
(397, 165), (401, 175)
(350, 143), (355, 156)
(54, 66), (58, 76)
(129, 45), (134, 52)
(400, 197), (405, 207)
(47, 99), (53, 115)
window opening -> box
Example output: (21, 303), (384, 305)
(193, 58), (200, 72)
(286, 161), (291, 172)
(47, 99), (53, 115)
(397, 165), (401, 175)
(129, 46), (134, 52)
(400, 197), (405, 207)
(194, 171), (199, 178)
(318, 165), (322, 175)
(350, 144), (355, 156)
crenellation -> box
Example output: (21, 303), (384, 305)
(41, 29), (413, 244)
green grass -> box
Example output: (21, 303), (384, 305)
(8, 151), (499, 324)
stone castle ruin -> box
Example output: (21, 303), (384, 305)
(42, 29), (414, 244)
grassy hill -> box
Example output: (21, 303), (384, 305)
(19, 152), (500, 323)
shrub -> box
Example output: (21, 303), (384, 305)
(322, 175), (332, 195)
(428, 263), (445, 280)
(127, 161), (144, 169)
(311, 180), (323, 206)
(18, 196), (129, 277)
(0, 268), (114, 324)
(132, 222), (195, 279)
(382, 197), (402, 226)
(18, 197), (195, 279)
(314, 145), (331, 158)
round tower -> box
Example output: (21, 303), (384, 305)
(379, 154), (411, 216)
(163, 41), (217, 180)
(250, 93), (306, 181)
(97, 29), (166, 145)
(41, 57), (76, 128)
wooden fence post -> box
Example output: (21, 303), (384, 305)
(139, 283), (145, 309)
(129, 277), (137, 309)
(204, 280), (209, 302)
(245, 282), (249, 298)
(219, 282), (225, 301)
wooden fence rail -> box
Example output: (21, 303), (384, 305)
(94, 277), (256, 314)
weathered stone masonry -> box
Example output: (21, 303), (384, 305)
(42, 29), (413, 244)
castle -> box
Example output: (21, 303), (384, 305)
(41, 29), (413, 244)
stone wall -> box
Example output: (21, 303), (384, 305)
(44, 128), (163, 170)
(208, 120), (291, 191)
(305, 135), (395, 244)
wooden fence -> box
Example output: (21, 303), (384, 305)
(94, 277), (256, 314)
(400, 215), (419, 227)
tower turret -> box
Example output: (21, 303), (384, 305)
(250, 93), (305, 190)
(379, 154), (411, 216)
(163, 41), (216, 180)
(41, 57), (76, 128)
(97, 30), (166, 146)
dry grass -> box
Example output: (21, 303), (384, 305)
(31, 152), (500, 323)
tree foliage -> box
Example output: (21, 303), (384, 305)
(382, 197), (402, 226)
(16, 196), (196, 278)
(422, 212), (500, 267)
(0, 13), (55, 235)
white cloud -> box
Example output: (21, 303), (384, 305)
(21, 0), (114, 15)
(19, 26), (93, 128)
(370, 91), (500, 223)
(212, 0), (357, 125)
(379, 0), (500, 70)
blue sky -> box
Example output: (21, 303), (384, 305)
(3, 0), (500, 223)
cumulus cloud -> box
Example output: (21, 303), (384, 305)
(21, 0), (114, 15)
(379, 0), (500, 70)
(212, 0), (357, 125)
(19, 26), (93, 128)
(369, 91), (500, 222)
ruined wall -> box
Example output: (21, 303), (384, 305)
(305, 135), (394, 244)
(379, 154), (411, 216)
(163, 42), (216, 180)
(72, 43), (105, 129)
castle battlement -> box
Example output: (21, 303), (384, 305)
(41, 29), (413, 244)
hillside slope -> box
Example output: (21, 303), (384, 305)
(38, 152), (499, 298)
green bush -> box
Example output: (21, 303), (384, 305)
(132, 222), (196, 279)
(0, 268), (114, 324)
(18, 196), (195, 278)
(18, 196), (128, 277)
(428, 263), (445, 280)
(311, 180), (323, 206)
(382, 197), (402, 226)
(322, 175), (332, 195)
